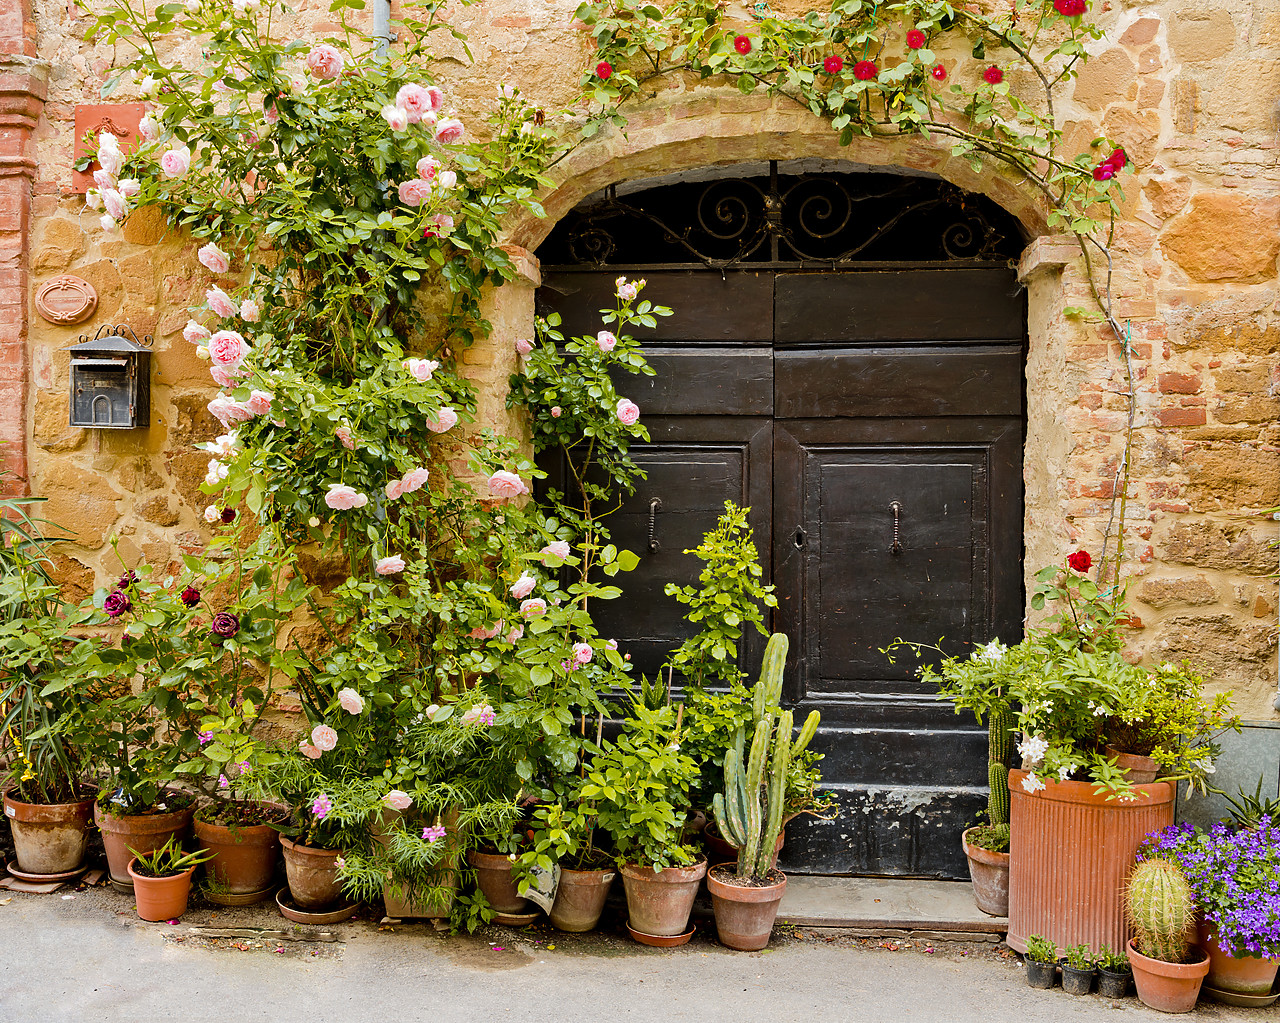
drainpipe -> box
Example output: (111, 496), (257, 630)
(372, 0), (394, 60)
(1274, 509), (1280, 712)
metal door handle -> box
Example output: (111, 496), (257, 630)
(889, 501), (903, 556)
(793, 526), (806, 550)
(647, 498), (662, 553)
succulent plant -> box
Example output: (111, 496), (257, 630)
(1126, 858), (1195, 963)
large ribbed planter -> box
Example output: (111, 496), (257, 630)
(1006, 768), (1174, 955)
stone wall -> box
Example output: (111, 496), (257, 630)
(8, 0), (1279, 717)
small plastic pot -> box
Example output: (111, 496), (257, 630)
(1025, 958), (1057, 989)
(1061, 963), (1096, 995)
(1098, 966), (1132, 999)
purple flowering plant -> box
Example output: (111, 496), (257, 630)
(1141, 817), (1280, 958)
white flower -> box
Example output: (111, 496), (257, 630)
(1021, 772), (1046, 794)
(1017, 735), (1049, 764)
(972, 639), (1007, 663)
(1058, 765), (1073, 781)
(203, 504), (221, 524)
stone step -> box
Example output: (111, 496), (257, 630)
(776, 875), (1008, 938)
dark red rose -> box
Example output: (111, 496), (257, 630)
(595, 60), (612, 80)
(180, 586), (201, 608)
(1067, 550), (1092, 573)
(220, 507), (236, 524)
(211, 612), (240, 639)
(823, 54), (843, 75)
(853, 60), (877, 81)
(1106, 147), (1127, 170)
(104, 590), (132, 617)
(983, 65), (1003, 84)
(906, 29), (926, 48)
(734, 34), (751, 54)
(118, 570), (139, 590)
(931, 64), (947, 80)
(1053, 0), (1087, 15)
(1093, 163), (1114, 181)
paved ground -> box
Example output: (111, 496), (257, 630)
(0, 886), (1261, 1023)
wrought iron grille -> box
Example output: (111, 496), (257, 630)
(538, 162), (1025, 269)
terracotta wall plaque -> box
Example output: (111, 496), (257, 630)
(34, 275), (98, 325)
(72, 103), (145, 194)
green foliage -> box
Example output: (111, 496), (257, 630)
(1096, 944), (1131, 972)
(515, 777), (610, 891)
(1064, 944), (1096, 970)
(1025, 934), (1058, 965)
(1216, 776), (1280, 830)
(1126, 858), (1194, 964)
(127, 835), (216, 878)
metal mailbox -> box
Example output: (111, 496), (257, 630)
(65, 325), (152, 429)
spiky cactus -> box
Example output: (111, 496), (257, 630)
(985, 703), (1014, 847)
(1126, 858), (1195, 963)
(712, 634), (821, 879)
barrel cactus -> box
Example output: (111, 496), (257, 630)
(1126, 858), (1195, 963)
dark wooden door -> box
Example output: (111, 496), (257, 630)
(537, 266), (1024, 878)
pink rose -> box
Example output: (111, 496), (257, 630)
(198, 241), (231, 274)
(375, 555), (405, 575)
(515, 338), (533, 356)
(382, 789), (413, 811)
(101, 189), (128, 221)
(206, 286), (237, 318)
(246, 389), (273, 416)
(487, 470), (528, 500)
(384, 478), (406, 501)
(416, 155), (440, 180)
(183, 319), (211, 344)
(425, 86), (444, 112)
(437, 170), (456, 190)
(520, 597), (547, 618)
(239, 298), (260, 321)
(381, 104), (409, 131)
(325, 483), (369, 510)
(505, 625), (523, 644)
(423, 213), (453, 238)
(305, 44), (344, 80)
(93, 168), (117, 191)
(205, 459), (229, 486)
(335, 425), (355, 450)
(468, 621), (502, 640)
(395, 83), (431, 123)
(310, 723), (339, 751)
(209, 365), (239, 388)
(138, 113), (159, 141)
(208, 329), (250, 369)
(208, 394), (254, 427)
(550, 406), (561, 418)
(402, 357), (438, 381)
(401, 466), (430, 493)
(264, 103), (279, 125)
(616, 277), (638, 301)
(595, 331), (617, 352)
(159, 145), (191, 178)
(434, 117), (464, 144)
(398, 179), (433, 206)
(298, 740), (322, 760)
(117, 178), (141, 198)
(426, 407), (458, 433)
(540, 540), (570, 565)
(510, 572), (536, 599)
(337, 687), (365, 714)
(97, 136), (124, 178)
(616, 398), (640, 426)
(572, 641), (593, 666)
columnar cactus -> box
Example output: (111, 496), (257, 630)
(1126, 858), (1195, 963)
(987, 703), (1013, 844)
(712, 633), (821, 879)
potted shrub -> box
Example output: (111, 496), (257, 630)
(1125, 858), (1210, 1012)
(1144, 815), (1280, 997)
(127, 836), (216, 921)
(517, 791), (615, 933)
(1024, 934), (1058, 988)
(1096, 944), (1133, 998)
(1061, 943), (1097, 995)
(192, 787), (285, 904)
(584, 701), (705, 946)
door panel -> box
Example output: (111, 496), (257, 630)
(624, 347), (773, 416)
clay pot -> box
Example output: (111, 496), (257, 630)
(703, 822), (783, 871)
(620, 858), (708, 938)
(280, 835), (344, 910)
(193, 808), (282, 896)
(1098, 966), (1132, 999)
(95, 796), (196, 889)
(1127, 938), (1210, 1013)
(3, 791), (94, 875)
(384, 872), (458, 920)
(127, 857), (197, 921)
(467, 849), (531, 914)
(1006, 769), (1174, 955)
(706, 864), (788, 951)
(549, 866), (615, 933)
(1199, 920), (1280, 996)
(1104, 747), (1160, 784)
(961, 827), (1009, 917)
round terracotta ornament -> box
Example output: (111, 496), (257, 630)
(35, 275), (98, 325)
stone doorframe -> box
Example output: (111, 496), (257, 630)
(478, 92), (1085, 593)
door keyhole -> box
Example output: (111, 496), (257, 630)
(793, 526), (806, 550)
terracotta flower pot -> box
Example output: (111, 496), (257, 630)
(1127, 938), (1210, 1013)
(548, 866), (615, 932)
(961, 827), (1009, 917)
(1199, 920), (1280, 996)
(384, 871), (458, 920)
(707, 863), (787, 951)
(467, 849), (531, 915)
(95, 796), (196, 889)
(3, 791), (94, 875)
(127, 857), (197, 922)
(620, 858), (707, 938)
(280, 835), (344, 911)
(1006, 769), (1174, 955)
(193, 808), (282, 896)
(1104, 747), (1160, 784)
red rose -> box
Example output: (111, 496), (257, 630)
(1092, 163), (1114, 181)
(1067, 550), (1092, 573)
(1053, 0), (1087, 15)
(853, 60), (877, 81)
(595, 60), (612, 80)
(734, 34), (751, 54)
(931, 63), (947, 80)
(180, 586), (201, 608)
(983, 65), (1003, 84)
(1106, 147), (1127, 170)
(906, 29), (926, 48)
(823, 54), (843, 75)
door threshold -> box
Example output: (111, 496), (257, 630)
(776, 875), (1007, 936)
